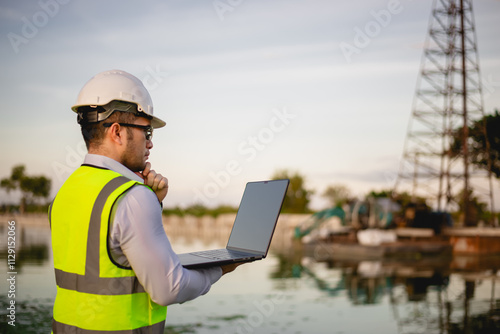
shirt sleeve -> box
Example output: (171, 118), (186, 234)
(109, 185), (222, 306)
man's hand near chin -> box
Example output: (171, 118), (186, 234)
(135, 162), (169, 202)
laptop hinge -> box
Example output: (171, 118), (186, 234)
(227, 246), (264, 256)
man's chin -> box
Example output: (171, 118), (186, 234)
(127, 162), (146, 173)
(120, 154), (147, 173)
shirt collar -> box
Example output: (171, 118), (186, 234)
(83, 154), (144, 183)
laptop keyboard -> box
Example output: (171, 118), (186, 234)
(191, 249), (241, 260)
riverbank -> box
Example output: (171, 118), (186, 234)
(3, 214), (500, 257)
(0, 213), (309, 255)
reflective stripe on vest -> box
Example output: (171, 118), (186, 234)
(52, 319), (166, 334)
(50, 166), (167, 333)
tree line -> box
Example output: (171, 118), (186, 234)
(1, 110), (499, 218)
(0, 165), (51, 213)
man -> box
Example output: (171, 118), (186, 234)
(49, 69), (239, 333)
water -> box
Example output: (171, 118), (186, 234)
(1, 221), (500, 334)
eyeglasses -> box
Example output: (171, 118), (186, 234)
(103, 122), (153, 141)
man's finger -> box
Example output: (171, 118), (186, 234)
(142, 162), (151, 177)
(156, 174), (168, 190)
(152, 173), (162, 190)
(146, 170), (156, 188)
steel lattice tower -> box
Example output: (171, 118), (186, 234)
(395, 0), (495, 225)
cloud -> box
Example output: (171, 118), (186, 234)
(0, 0), (499, 207)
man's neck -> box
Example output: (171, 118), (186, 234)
(88, 145), (122, 164)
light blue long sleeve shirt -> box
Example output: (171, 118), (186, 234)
(84, 154), (222, 306)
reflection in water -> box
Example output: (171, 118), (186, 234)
(273, 243), (500, 334)
(0, 222), (50, 271)
(0, 217), (499, 333)
(0, 219), (53, 333)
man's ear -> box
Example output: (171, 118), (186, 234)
(107, 123), (124, 145)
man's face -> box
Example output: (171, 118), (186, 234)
(120, 117), (153, 173)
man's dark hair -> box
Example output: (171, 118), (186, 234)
(79, 108), (137, 149)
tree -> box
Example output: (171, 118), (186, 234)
(271, 170), (314, 213)
(0, 164), (51, 213)
(368, 189), (393, 198)
(452, 109), (500, 178)
(455, 188), (489, 226)
(322, 184), (351, 207)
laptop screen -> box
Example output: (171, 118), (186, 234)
(227, 179), (289, 254)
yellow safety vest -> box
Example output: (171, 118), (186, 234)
(49, 165), (167, 333)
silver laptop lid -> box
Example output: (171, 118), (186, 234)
(226, 179), (289, 255)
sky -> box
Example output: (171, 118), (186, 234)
(1, 0), (499, 211)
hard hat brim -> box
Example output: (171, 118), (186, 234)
(151, 116), (166, 129)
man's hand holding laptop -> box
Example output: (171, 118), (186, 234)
(221, 263), (243, 275)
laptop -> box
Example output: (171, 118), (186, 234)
(177, 179), (289, 269)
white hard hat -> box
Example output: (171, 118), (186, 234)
(72, 69), (166, 128)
